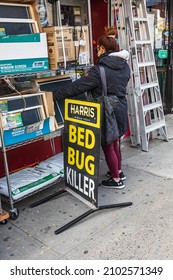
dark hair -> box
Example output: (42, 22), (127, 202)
(97, 26), (118, 52)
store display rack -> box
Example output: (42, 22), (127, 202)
(0, 70), (58, 80)
(0, 117), (64, 219)
(0, 0), (94, 226)
(0, 64), (93, 221)
(0, 70), (66, 220)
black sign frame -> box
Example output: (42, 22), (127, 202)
(63, 98), (101, 208)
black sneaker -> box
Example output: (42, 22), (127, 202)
(101, 178), (125, 189)
(106, 171), (126, 181)
(119, 171), (126, 181)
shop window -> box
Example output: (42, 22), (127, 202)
(61, 5), (82, 26)
(0, 2), (40, 35)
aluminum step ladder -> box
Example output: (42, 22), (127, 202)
(114, 0), (168, 151)
(114, 0), (141, 147)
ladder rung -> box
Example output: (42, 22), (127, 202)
(138, 62), (155, 67)
(141, 82), (159, 90)
(145, 120), (166, 134)
(135, 40), (152, 45)
(143, 101), (163, 112)
(132, 18), (147, 22)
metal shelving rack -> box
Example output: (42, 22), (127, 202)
(0, 68), (93, 219)
(0, 0), (94, 221)
(0, 113), (18, 219)
(0, 72), (65, 219)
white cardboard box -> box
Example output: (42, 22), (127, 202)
(0, 33), (49, 75)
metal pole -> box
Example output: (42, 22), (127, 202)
(48, 0), (58, 26)
(164, 0), (173, 113)
(87, 0), (94, 65)
(57, 0), (67, 69)
(0, 114), (15, 214)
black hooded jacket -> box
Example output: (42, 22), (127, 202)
(53, 51), (131, 100)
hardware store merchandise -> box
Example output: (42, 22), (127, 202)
(1, 0), (173, 260)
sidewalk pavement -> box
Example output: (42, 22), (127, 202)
(1, 114), (173, 260)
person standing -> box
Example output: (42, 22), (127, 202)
(53, 26), (131, 189)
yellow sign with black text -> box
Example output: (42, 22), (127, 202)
(64, 99), (101, 208)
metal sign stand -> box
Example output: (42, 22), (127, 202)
(54, 201), (132, 235)
(31, 99), (132, 235)
(53, 99), (133, 235)
(30, 186), (132, 235)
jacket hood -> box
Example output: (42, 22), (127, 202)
(98, 50), (129, 70)
(109, 49), (129, 60)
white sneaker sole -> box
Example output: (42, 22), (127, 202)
(102, 184), (125, 189)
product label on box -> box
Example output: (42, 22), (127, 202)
(0, 58), (49, 75)
(0, 33), (41, 43)
(2, 112), (23, 130)
(3, 117), (55, 146)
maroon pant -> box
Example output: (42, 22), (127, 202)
(102, 138), (122, 178)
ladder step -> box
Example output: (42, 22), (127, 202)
(143, 101), (163, 112)
(141, 82), (159, 90)
(135, 40), (152, 45)
(145, 120), (166, 134)
(132, 18), (147, 22)
(138, 62), (155, 67)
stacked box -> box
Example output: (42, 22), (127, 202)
(43, 26), (76, 70)
(0, 33), (49, 75)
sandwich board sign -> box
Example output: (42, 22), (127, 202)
(63, 99), (101, 209)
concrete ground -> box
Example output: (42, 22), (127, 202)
(1, 114), (173, 260)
